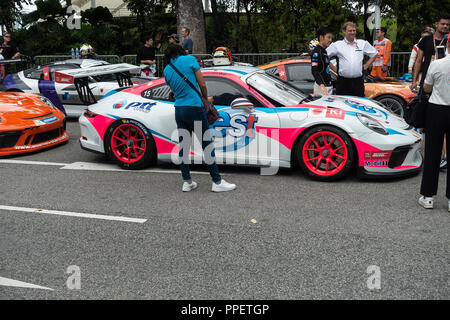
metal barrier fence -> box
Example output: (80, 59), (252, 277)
(33, 55), (122, 66)
(27, 52), (413, 78)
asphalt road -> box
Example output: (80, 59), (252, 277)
(0, 119), (449, 300)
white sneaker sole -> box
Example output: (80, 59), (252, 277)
(182, 184), (198, 192)
(418, 201), (433, 209)
(211, 185), (236, 192)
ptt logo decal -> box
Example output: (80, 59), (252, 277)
(33, 116), (58, 125)
(113, 101), (157, 113)
(364, 151), (392, 160)
(212, 112), (259, 152)
(113, 100), (127, 109)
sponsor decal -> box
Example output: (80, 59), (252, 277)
(364, 160), (389, 167)
(54, 72), (74, 84)
(113, 101), (156, 113)
(326, 108), (345, 120)
(364, 151), (392, 160)
(122, 119), (150, 137)
(344, 99), (388, 120)
(14, 133), (67, 150)
(308, 107), (327, 118)
(33, 116), (58, 126)
(113, 99), (127, 109)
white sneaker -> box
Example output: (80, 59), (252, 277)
(182, 181), (198, 192)
(211, 179), (236, 192)
(418, 196), (433, 209)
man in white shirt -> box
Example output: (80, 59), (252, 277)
(418, 34), (450, 210)
(327, 22), (378, 97)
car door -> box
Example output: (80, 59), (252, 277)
(204, 76), (281, 167)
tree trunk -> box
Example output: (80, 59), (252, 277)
(235, 0), (241, 52)
(177, 0), (207, 53)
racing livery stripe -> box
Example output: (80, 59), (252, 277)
(256, 126), (306, 150)
(208, 69), (248, 75)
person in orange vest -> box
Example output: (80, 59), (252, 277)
(370, 27), (392, 79)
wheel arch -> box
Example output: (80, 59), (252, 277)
(289, 122), (359, 170)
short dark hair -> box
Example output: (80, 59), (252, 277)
(163, 44), (186, 67)
(182, 27), (190, 35)
(379, 27), (387, 35)
(143, 35), (153, 43)
(436, 14), (450, 22)
(316, 26), (333, 41)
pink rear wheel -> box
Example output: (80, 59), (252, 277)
(299, 126), (354, 181)
(106, 120), (155, 169)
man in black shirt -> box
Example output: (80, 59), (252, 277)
(137, 35), (157, 77)
(412, 14), (449, 92)
(311, 26), (334, 95)
(0, 32), (20, 82)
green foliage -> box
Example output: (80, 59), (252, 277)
(7, 0), (450, 56)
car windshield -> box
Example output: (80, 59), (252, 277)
(246, 71), (310, 107)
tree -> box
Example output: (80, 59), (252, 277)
(177, 0), (206, 53)
(0, 0), (31, 32)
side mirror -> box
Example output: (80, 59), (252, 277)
(230, 97), (255, 112)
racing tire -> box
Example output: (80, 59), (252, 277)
(297, 126), (354, 181)
(375, 95), (405, 118)
(105, 119), (155, 170)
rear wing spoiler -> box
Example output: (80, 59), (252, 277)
(54, 63), (141, 105)
(54, 63), (140, 84)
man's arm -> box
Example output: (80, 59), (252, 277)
(411, 49), (424, 89)
(363, 55), (377, 70)
(383, 40), (391, 67)
(408, 46), (418, 73)
(363, 41), (378, 70)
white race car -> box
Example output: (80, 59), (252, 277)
(65, 65), (422, 181)
(3, 59), (146, 117)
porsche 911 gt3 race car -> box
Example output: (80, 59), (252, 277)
(2, 59), (144, 117)
(64, 65), (422, 181)
(0, 92), (68, 156)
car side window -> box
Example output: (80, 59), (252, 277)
(141, 84), (174, 102)
(204, 77), (264, 108)
(286, 63), (315, 82)
(265, 67), (279, 77)
(24, 68), (43, 80)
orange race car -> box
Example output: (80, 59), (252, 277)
(0, 91), (68, 156)
(258, 57), (417, 118)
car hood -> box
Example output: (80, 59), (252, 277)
(303, 95), (409, 129)
(0, 93), (54, 120)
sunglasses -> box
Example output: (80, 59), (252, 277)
(4, 36), (11, 38)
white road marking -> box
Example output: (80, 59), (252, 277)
(0, 277), (54, 291)
(0, 159), (67, 166)
(0, 205), (147, 224)
(60, 161), (211, 175)
(0, 159), (212, 175)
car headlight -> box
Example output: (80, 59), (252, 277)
(357, 113), (388, 135)
(38, 96), (56, 110)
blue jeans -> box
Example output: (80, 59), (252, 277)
(175, 106), (222, 183)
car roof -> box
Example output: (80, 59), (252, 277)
(202, 65), (260, 76)
(258, 57), (311, 69)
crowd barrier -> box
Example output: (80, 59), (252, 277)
(27, 52), (413, 78)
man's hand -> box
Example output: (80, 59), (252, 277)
(381, 65), (388, 73)
(207, 96), (214, 103)
(320, 85), (329, 96)
(410, 81), (418, 90)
